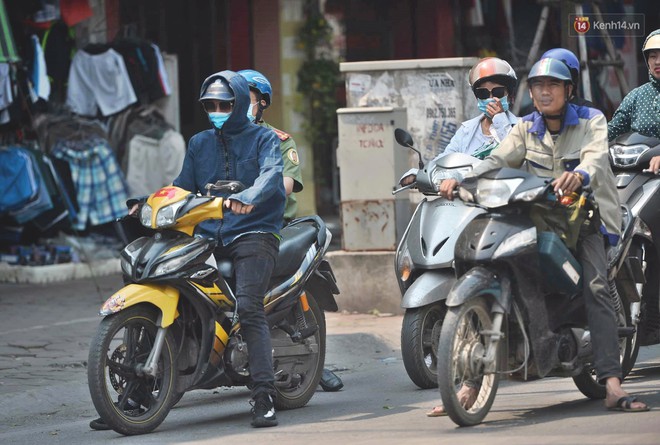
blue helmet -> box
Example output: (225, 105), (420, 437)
(238, 69), (272, 108)
(541, 48), (580, 85)
(199, 75), (234, 102)
(528, 58), (573, 83)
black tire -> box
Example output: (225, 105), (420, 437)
(437, 297), (500, 426)
(401, 303), (447, 389)
(87, 305), (178, 435)
(272, 290), (325, 410)
(620, 240), (654, 376)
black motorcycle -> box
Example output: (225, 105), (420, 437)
(435, 168), (636, 426)
(610, 132), (660, 373)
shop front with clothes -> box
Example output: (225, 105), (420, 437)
(0, 0), (185, 273)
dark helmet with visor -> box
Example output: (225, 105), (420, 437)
(199, 75), (234, 103)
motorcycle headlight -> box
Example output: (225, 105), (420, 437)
(513, 185), (546, 202)
(493, 227), (537, 259)
(140, 204), (153, 227)
(396, 244), (413, 282)
(475, 178), (524, 208)
(155, 200), (186, 228)
(610, 143), (649, 167)
(154, 244), (208, 276)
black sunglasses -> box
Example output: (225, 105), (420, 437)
(474, 86), (507, 100)
(202, 101), (234, 113)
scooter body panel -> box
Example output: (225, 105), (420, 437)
(401, 269), (456, 308)
(100, 283), (180, 327)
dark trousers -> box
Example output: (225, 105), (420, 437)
(577, 230), (622, 382)
(215, 233), (280, 398)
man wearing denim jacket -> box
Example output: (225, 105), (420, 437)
(175, 70), (285, 427)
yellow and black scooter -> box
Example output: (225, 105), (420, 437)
(87, 181), (339, 435)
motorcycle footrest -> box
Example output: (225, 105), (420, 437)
(298, 325), (318, 340)
(617, 326), (636, 338)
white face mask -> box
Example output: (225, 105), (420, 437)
(246, 103), (255, 122)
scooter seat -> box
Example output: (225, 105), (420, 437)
(215, 221), (319, 282)
(272, 221), (319, 278)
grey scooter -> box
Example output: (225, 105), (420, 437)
(393, 129), (485, 388)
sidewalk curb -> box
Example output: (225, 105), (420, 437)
(0, 259), (121, 284)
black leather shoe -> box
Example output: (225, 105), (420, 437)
(319, 368), (343, 392)
(89, 417), (110, 430)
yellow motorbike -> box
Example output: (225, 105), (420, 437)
(87, 181), (339, 435)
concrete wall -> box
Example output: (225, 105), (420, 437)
(327, 251), (403, 315)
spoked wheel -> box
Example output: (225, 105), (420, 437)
(437, 297), (500, 426)
(87, 306), (178, 435)
(401, 304), (447, 389)
(272, 290), (325, 410)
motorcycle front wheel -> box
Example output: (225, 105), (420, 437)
(401, 303), (446, 389)
(272, 289), (325, 410)
(87, 305), (178, 435)
(437, 296), (500, 427)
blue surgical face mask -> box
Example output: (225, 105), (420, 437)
(477, 98), (495, 116)
(208, 112), (231, 129)
(499, 96), (510, 113)
(246, 103), (255, 122)
(477, 96), (510, 117)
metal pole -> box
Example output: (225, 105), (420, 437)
(513, 5), (550, 115)
(574, 4), (593, 101)
(592, 2), (630, 96)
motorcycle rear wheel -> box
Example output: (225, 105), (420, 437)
(437, 296), (500, 426)
(401, 303), (446, 389)
(87, 305), (178, 435)
(272, 289), (326, 410)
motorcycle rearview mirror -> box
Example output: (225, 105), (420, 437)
(394, 128), (424, 169)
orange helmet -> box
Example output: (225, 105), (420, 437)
(468, 57), (518, 96)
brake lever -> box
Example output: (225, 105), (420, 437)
(392, 183), (416, 195)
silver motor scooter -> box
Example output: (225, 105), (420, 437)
(393, 128), (485, 388)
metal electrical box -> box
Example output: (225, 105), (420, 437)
(336, 107), (409, 251)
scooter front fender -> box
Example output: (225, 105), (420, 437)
(100, 284), (180, 327)
(446, 267), (507, 310)
(401, 269), (456, 309)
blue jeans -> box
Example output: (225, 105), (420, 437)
(215, 233), (279, 398)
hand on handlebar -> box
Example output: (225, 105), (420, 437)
(400, 174), (416, 186)
(225, 198), (254, 214)
(552, 171), (582, 196)
(438, 178), (459, 200)
(644, 156), (660, 174)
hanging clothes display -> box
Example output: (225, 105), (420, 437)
(66, 47), (137, 117)
(0, 0), (20, 63)
(113, 38), (168, 105)
(126, 129), (185, 196)
(30, 35), (50, 101)
(0, 62), (13, 124)
(51, 136), (128, 230)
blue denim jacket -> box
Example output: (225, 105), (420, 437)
(173, 70), (285, 245)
